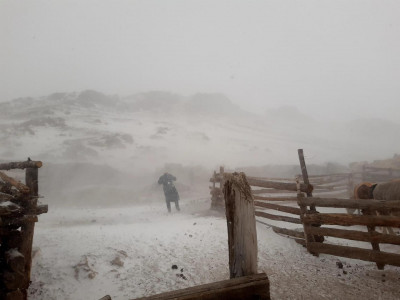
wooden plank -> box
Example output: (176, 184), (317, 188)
(255, 211), (301, 224)
(132, 273), (270, 300)
(295, 238), (306, 246)
(224, 172), (257, 279)
(254, 201), (301, 215)
(307, 226), (400, 245)
(247, 177), (312, 193)
(0, 192), (14, 202)
(0, 171), (30, 194)
(298, 197), (400, 210)
(302, 213), (400, 227)
(298, 149), (313, 198)
(0, 202), (22, 216)
(36, 204), (48, 215)
(308, 242), (400, 267)
(1, 215), (38, 226)
(271, 226), (304, 239)
(253, 195), (299, 201)
(0, 160), (42, 170)
(252, 188), (295, 195)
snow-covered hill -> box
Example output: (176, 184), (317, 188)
(1, 90), (400, 206)
(2, 90), (399, 169)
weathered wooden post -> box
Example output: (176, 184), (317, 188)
(298, 149), (315, 210)
(223, 172), (258, 278)
(297, 149), (324, 249)
(297, 176), (316, 252)
(20, 164), (39, 296)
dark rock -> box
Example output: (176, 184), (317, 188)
(336, 261), (343, 269)
(176, 273), (187, 280)
(171, 265), (178, 270)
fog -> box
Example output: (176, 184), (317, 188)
(1, 1), (400, 206)
(1, 1), (400, 121)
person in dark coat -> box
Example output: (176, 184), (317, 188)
(158, 172), (180, 212)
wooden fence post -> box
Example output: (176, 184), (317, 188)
(223, 172), (258, 279)
(364, 208), (385, 270)
(20, 166), (39, 295)
(298, 149), (315, 211)
(297, 177), (316, 254)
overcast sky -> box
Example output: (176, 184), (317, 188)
(1, 0), (399, 121)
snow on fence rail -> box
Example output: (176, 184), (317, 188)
(0, 159), (48, 300)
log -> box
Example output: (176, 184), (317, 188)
(302, 213), (400, 227)
(255, 211), (301, 224)
(5, 249), (25, 273)
(254, 201), (301, 215)
(2, 215), (38, 226)
(298, 149), (316, 214)
(306, 226), (400, 245)
(253, 195), (299, 201)
(297, 197), (317, 253)
(307, 242), (400, 267)
(0, 192), (14, 202)
(0, 160), (42, 170)
(363, 210), (385, 269)
(247, 177), (313, 193)
(132, 273), (270, 300)
(270, 225), (304, 239)
(20, 166), (39, 290)
(0, 172), (30, 194)
(295, 238), (306, 246)
(224, 172), (258, 279)
(35, 204), (48, 215)
(298, 197), (400, 210)
(252, 188), (296, 195)
(3, 270), (26, 290)
(0, 202), (22, 216)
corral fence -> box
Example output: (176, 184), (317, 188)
(210, 149), (400, 270)
(0, 160), (48, 300)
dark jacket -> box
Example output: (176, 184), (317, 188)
(158, 173), (180, 202)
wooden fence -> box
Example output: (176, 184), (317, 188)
(298, 196), (400, 269)
(0, 160), (48, 300)
(209, 149), (400, 270)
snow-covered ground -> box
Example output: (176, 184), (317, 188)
(28, 195), (400, 300)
